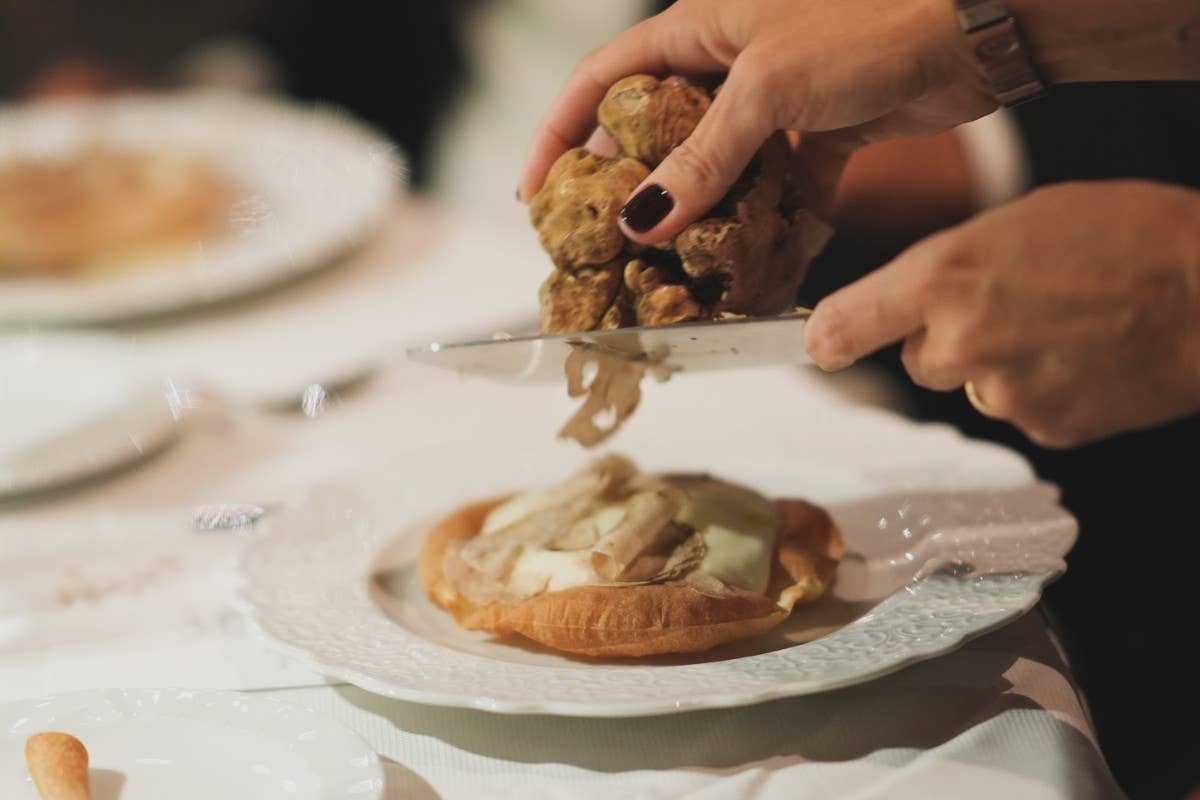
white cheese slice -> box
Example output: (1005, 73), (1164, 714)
(478, 478), (778, 595)
(508, 548), (596, 595)
(480, 487), (562, 535)
(678, 479), (778, 594)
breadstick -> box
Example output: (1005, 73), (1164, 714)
(24, 732), (90, 800)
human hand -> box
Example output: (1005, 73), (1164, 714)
(518, 0), (995, 244)
(805, 180), (1200, 448)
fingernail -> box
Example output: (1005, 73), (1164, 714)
(620, 184), (673, 233)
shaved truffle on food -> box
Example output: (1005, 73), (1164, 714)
(420, 455), (844, 657)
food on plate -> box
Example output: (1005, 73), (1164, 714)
(0, 146), (230, 277)
(24, 732), (91, 800)
(420, 454), (843, 657)
(530, 75), (831, 334)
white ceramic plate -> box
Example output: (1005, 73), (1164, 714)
(0, 91), (400, 324)
(237, 443), (1077, 717)
(0, 332), (180, 497)
(0, 688), (383, 800)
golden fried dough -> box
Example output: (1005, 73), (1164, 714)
(419, 474), (843, 659)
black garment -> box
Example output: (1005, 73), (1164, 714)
(806, 81), (1200, 800)
(1013, 82), (1200, 188)
(933, 82), (1200, 800)
(246, 2), (468, 186)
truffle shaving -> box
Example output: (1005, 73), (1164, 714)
(590, 484), (688, 581)
(558, 346), (666, 447)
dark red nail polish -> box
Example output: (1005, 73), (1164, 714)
(620, 184), (673, 233)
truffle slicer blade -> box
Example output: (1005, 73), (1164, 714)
(406, 309), (813, 383)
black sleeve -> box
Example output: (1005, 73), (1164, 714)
(1013, 81), (1200, 189)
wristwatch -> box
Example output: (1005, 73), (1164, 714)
(955, 0), (1047, 106)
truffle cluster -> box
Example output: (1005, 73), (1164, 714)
(530, 75), (830, 334)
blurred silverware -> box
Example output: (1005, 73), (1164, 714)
(406, 309), (813, 382)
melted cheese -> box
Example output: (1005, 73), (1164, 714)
(478, 478), (778, 595)
(696, 521), (773, 593)
(678, 480), (777, 594)
(480, 487), (562, 535)
(508, 549), (595, 594)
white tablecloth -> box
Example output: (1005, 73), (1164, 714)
(270, 611), (1116, 800)
(0, 206), (1126, 799)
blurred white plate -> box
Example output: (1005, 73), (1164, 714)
(0, 332), (179, 497)
(120, 206), (548, 408)
(238, 442), (1077, 717)
(0, 91), (400, 324)
(0, 688), (383, 800)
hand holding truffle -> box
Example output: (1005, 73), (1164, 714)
(519, 0), (997, 244)
(519, 0), (1200, 246)
(530, 75), (830, 334)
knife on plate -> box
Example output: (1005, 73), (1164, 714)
(406, 308), (813, 382)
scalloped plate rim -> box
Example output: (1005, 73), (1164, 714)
(235, 571), (1060, 717)
(235, 466), (1076, 717)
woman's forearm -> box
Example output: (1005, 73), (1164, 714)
(1011, 0), (1200, 82)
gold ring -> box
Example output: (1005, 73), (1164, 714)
(964, 380), (999, 418)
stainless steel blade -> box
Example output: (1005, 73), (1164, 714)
(406, 309), (812, 382)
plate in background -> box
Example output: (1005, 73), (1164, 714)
(0, 332), (180, 498)
(0, 91), (401, 325)
(0, 688), (383, 800)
